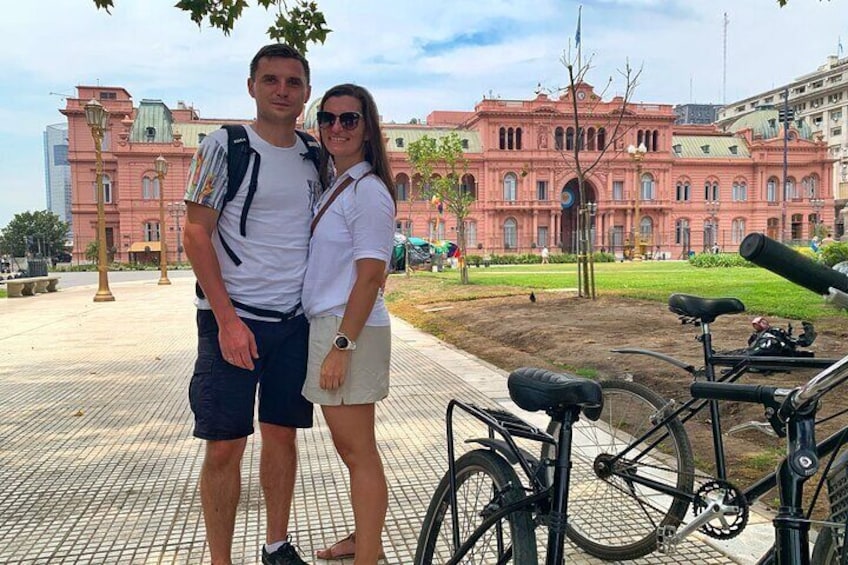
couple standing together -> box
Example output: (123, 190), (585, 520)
(183, 44), (395, 565)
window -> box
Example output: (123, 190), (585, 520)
(395, 174), (409, 201)
(198, 133), (206, 144)
(460, 174), (476, 199)
(537, 226), (549, 248)
(429, 219), (445, 241)
(675, 218), (691, 246)
(145, 126), (156, 142)
(465, 221), (477, 247)
(639, 216), (653, 240)
(640, 173), (654, 200)
(807, 174), (819, 198)
(499, 127), (506, 150)
(395, 137), (404, 148)
(785, 177), (797, 200)
(554, 127), (564, 151)
(704, 180), (719, 201)
(503, 218), (517, 249)
(566, 128), (575, 151)
(144, 221), (160, 242)
(142, 175), (160, 200)
(93, 174), (113, 204)
(832, 109), (843, 123)
(536, 180), (548, 201)
(53, 145), (69, 166)
(396, 220), (412, 234)
(767, 177), (778, 202)
(515, 128), (522, 150)
(461, 139), (469, 150)
(612, 180), (624, 201)
(99, 91), (117, 100)
(676, 181), (691, 202)
(731, 218), (746, 244)
(503, 173), (517, 201)
(732, 181), (748, 201)
(597, 127), (606, 150)
(833, 127), (843, 137)
(507, 127), (514, 150)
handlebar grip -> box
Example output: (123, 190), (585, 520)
(739, 233), (848, 295)
(690, 381), (780, 405)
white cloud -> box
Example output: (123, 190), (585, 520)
(1, 0), (846, 226)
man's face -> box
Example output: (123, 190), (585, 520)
(248, 56), (311, 125)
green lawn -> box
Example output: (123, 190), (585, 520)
(423, 262), (846, 320)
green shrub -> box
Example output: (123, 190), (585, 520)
(821, 242), (848, 267)
(793, 246), (821, 261)
(688, 252), (755, 268)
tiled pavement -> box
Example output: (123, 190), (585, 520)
(0, 277), (769, 564)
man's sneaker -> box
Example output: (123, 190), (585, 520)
(262, 538), (309, 565)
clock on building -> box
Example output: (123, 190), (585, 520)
(577, 91), (586, 101)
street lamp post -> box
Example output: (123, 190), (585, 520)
(167, 201), (187, 264)
(627, 142), (647, 259)
(84, 99), (115, 302)
(811, 197), (825, 239)
(706, 200), (721, 252)
(154, 156), (171, 285)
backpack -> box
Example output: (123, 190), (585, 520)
(194, 124), (322, 319)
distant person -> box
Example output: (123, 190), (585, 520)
(711, 243), (720, 254)
(540, 246), (550, 264)
(823, 232), (836, 246)
(303, 84), (395, 564)
(182, 43), (317, 565)
(811, 236), (821, 253)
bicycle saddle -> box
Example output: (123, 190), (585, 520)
(507, 368), (603, 420)
(668, 293), (745, 324)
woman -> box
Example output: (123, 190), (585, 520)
(301, 84), (396, 564)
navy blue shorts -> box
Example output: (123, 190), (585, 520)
(189, 309), (313, 440)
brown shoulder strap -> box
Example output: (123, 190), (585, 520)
(310, 176), (355, 235)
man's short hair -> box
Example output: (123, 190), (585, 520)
(249, 44), (310, 84)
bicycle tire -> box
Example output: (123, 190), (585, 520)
(414, 449), (538, 564)
(542, 379), (695, 560)
(811, 524), (844, 564)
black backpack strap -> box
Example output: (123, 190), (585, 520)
(239, 152), (261, 238)
(221, 124), (254, 207)
(295, 129), (322, 174)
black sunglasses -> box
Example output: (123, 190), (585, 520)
(317, 111), (362, 131)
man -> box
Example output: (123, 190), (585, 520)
(540, 246), (549, 264)
(183, 44), (318, 565)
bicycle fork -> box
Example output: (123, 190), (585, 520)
(546, 407), (580, 565)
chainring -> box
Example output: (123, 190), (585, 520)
(692, 479), (749, 539)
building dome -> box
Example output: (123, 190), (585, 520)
(727, 107), (813, 140)
(303, 98), (322, 132)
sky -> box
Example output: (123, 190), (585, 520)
(1, 0), (847, 227)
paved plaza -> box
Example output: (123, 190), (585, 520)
(0, 276), (769, 564)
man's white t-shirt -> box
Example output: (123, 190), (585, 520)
(302, 161), (395, 326)
(184, 125), (321, 318)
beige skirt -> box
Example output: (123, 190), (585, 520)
(302, 315), (391, 406)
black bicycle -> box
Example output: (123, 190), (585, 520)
(414, 368), (602, 564)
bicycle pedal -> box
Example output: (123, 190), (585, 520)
(656, 525), (678, 555)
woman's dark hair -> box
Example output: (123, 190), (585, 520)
(318, 84), (395, 205)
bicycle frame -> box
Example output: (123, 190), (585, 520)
(607, 318), (844, 536)
(444, 399), (581, 564)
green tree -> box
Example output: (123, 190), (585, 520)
(91, 0), (330, 53)
(0, 211), (69, 258)
(407, 133), (474, 284)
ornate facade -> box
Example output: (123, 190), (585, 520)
(63, 83), (833, 263)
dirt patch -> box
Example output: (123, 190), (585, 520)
(386, 278), (848, 514)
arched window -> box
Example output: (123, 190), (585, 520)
(507, 127), (514, 150)
(641, 173), (654, 200)
(704, 180), (719, 201)
(804, 174), (820, 197)
(732, 180), (747, 201)
(640, 216), (653, 240)
(767, 177), (778, 202)
(142, 174), (160, 200)
(731, 218), (746, 244)
(145, 126), (156, 142)
(577, 127), (585, 150)
(791, 213), (803, 240)
(515, 127), (522, 150)
(460, 174), (476, 199)
(499, 127), (506, 150)
(554, 127), (564, 150)
(503, 218), (518, 249)
(412, 174), (426, 200)
(503, 172), (518, 201)
(767, 217), (780, 239)
(637, 130), (644, 147)
(676, 180), (691, 202)
(465, 220), (477, 248)
(597, 127), (606, 150)
(587, 127), (596, 150)
(785, 177), (797, 200)
(566, 127), (575, 151)
(675, 218), (691, 246)
(395, 173), (410, 201)
(652, 130), (659, 152)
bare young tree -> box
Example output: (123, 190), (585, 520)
(551, 49), (642, 298)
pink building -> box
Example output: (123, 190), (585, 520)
(63, 84), (833, 263)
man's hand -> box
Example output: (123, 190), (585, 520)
(218, 317), (259, 371)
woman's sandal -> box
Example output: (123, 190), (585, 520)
(315, 532), (386, 561)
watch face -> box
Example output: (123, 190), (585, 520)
(335, 335), (350, 349)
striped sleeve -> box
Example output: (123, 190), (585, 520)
(184, 135), (228, 211)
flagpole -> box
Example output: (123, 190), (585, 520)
(576, 5), (583, 70)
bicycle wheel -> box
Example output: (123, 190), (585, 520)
(542, 379), (695, 560)
(811, 524), (843, 564)
(415, 449), (538, 564)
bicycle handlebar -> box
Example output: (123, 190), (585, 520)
(690, 382), (788, 405)
(739, 233), (848, 296)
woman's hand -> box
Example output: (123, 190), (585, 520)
(320, 348), (352, 390)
